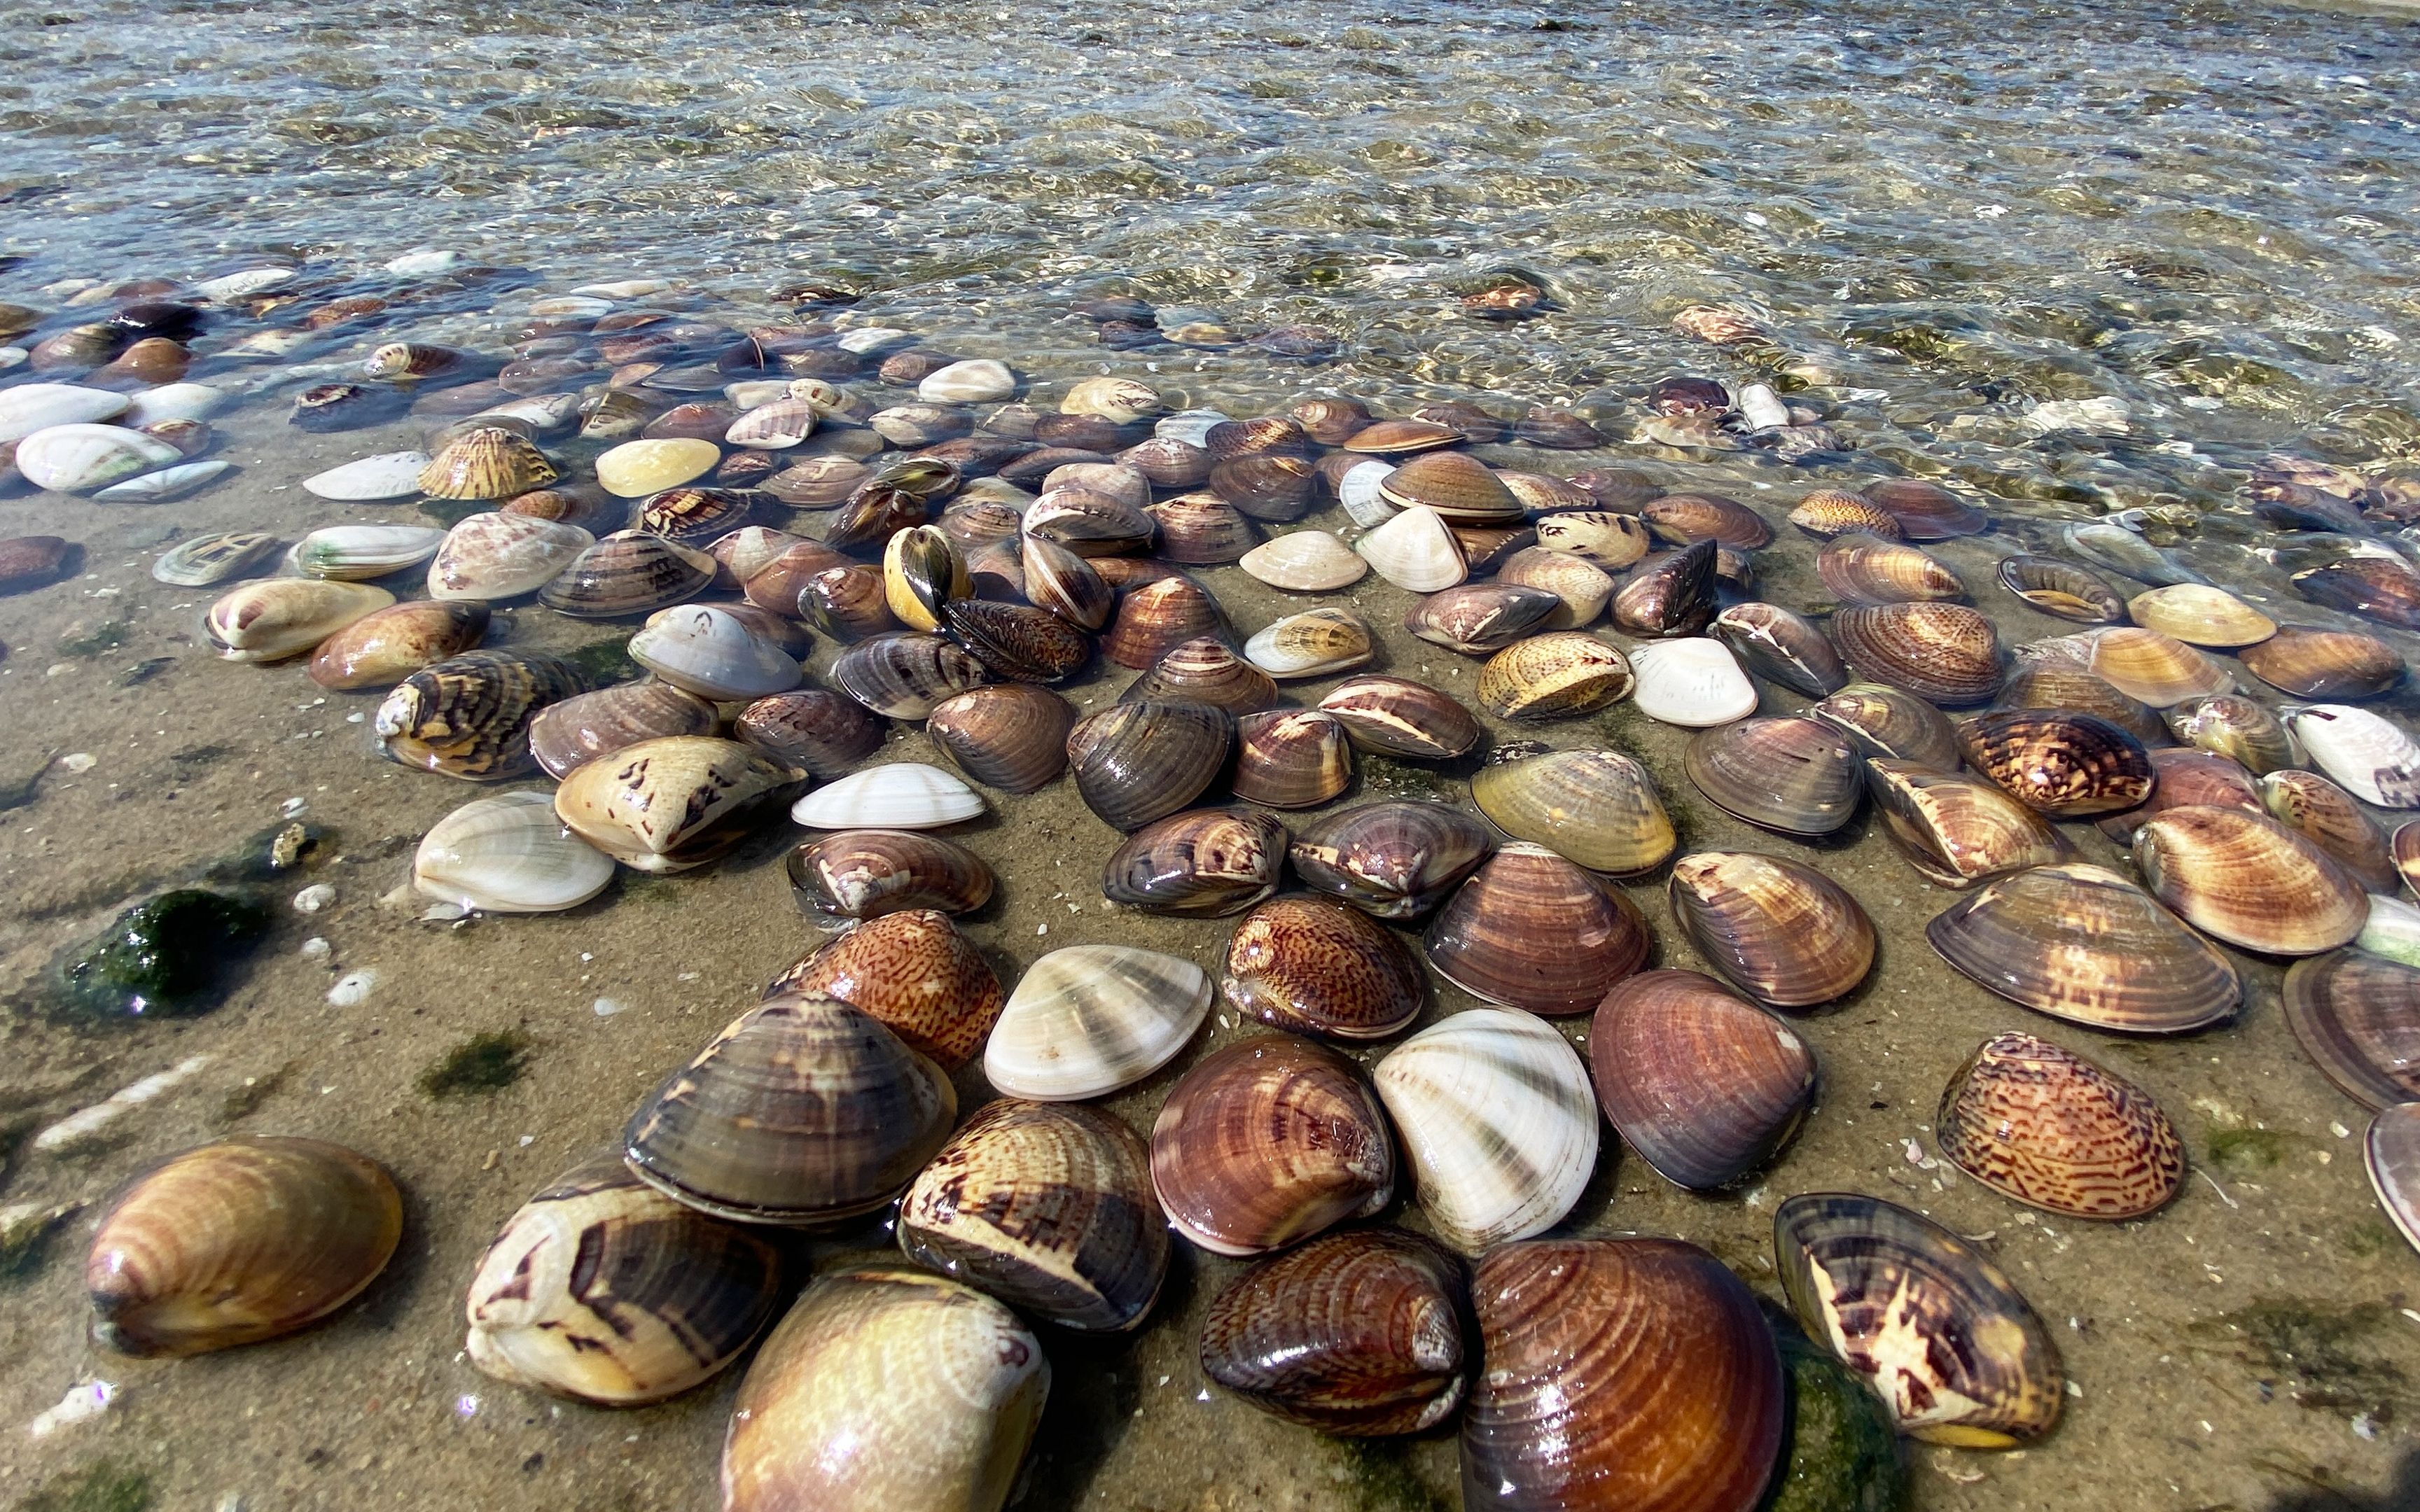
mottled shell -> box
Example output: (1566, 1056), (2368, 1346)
(1222, 895), (1425, 1040)
(375, 650), (588, 780)
(418, 426), (557, 500)
(1956, 709), (2155, 817)
(1317, 675), (1481, 761)
(2281, 951), (2420, 1110)
(1424, 842), (1653, 1014)
(1588, 970), (1817, 1191)
(734, 690), (887, 779)
(984, 944), (1214, 1100)
(767, 909), (1003, 1068)
(1936, 1032), (2184, 1219)
(2262, 769), (2400, 893)
(785, 829), (994, 921)
(1476, 631), (1635, 720)
(1667, 851), (1877, 1009)
(555, 735), (800, 872)
(1288, 800), (1496, 920)
(1867, 762), (2068, 888)
(1996, 554), (2125, 623)
(1711, 601), (1851, 697)
(2132, 806), (2367, 955)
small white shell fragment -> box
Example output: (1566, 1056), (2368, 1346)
(985, 945), (1213, 1100)
(1629, 637), (1760, 728)
(123, 382), (230, 426)
(190, 265), (294, 302)
(301, 936), (333, 962)
(305, 451), (433, 502)
(528, 295), (613, 320)
(2022, 396), (2132, 436)
(2288, 704), (2420, 808)
(292, 883), (338, 914)
(918, 358), (1017, 405)
(328, 969), (380, 1007)
(95, 458), (232, 503)
(0, 382), (131, 443)
(1239, 530), (1368, 593)
(791, 762), (984, 830)
(0, 346), (25, 370)
(1354, 505), (1466, 592)
(416, 792), (616, 913)
(27, 1380), (117, 1439)
(33, 1055), (213, 1152)
(1737, 383), (1790, 430)
(59, 752), (97, 774)
(593, 997), (627, 1017)
(387, 248), (459, 275)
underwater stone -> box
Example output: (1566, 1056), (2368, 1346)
(56, 889), (270, 1019)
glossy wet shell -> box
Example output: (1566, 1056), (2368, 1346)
(2166, 693), (2297, 776)
(2365, 1103), (2420, 1260)
(984, 944), (1214, 1100)
(2086, 626), (2233, 706)
(537, 531), (715, 617)
(1288, 800), (1496, 919)
(721, 1268), (1048, 1512)
(768, 909), (1003, 1068)
(733, 689), (887, 780)
(1069, 699), (1235, 831)
(307, 598), (489, 691)
(1470, 745), (1674, 875)
(1956, 709), (2155, 817)
(1810, 682), (1960, 769)
(1233, 708), (1354, 809)
(1588, 969), (1818, 1191)
(785, 829), (994, 920)
(1936, 1032), (2185, 1219)
(2261, 769), (2400, 893)
(1405, 582), (1563, 654)
(1830, 602), (2003, 706)
(1611, 541), (1720, 637)
(1199, 1228), (1470, 1436)
(2239, 625), (2405, 701)
(1994, 664), (2168, 747)
(87, 1137), (401, 1357)
(2127, 584), (2275, 649)
(1223, 895), (1424, 1040)
(1685, 717), (1863, 836)
(412, 790), (617, 914)
(1868, 762), (2068, 888)
(1668, 851), (1877, 1009)
(1121, 636), (1279, 716)
(1462, 1238), (1785, 1512)
(830, 632), (991, 720)
(1476, 631), (1635, 719)
(2281, 951), (2420, 1110)
(1711, 601), (1850, 696)
(2133, 806), (2367, 955)
(464, 1155), (784, 1406)
(897, 1099), (1167, 1332)
(1774, 1192), (2064, 1447)
(1316, 674), (1481, 760)
(927, 682), (1077, 794)
(375, 650), (588, 780)
(1424, 842), (1653, 1014)
(1817, 534), (1966, 606)
(1101, 806), (1289, 917)
(556, 736), (800, 873)
(529, 680), (718, 780)
(1996, 554), (2126, 622)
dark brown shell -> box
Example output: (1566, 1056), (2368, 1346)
(1667, 851), (1876, 1009)
(1424, 842), (1653, 1014)
(1232, 708), (1354, 809)
(1588, 970), (1816, 1190)
(1223, 895), (1425, 1041)
(1316, 675), (1481, 760)
(2283, 951), (2420, 1110)
(1104, 575), (1225, 669)
(1611, 540), (1719, 638)
(1641, 491), (1773, 550)
(1711, 601), (1851, 697)
(2293, 555), (2420, 631)
(2092, 747), (2262, 842)
(829, 631), (989, 720)
(785, 829), (995, 921)
(1956, 709), (2155, 817)
(1683, 717), (1863, 836)
(735, 689), (888, 778)
(1936, 1031), (2185, 1219)
(1068, 699), (1234, 832)
(538, 531), (716, 617)
(1100, 806), (1288, 916)
(942, 598), (1090, 683)
(2261, 769), (2399, 892)
(926, 683), (1076, 794)
(765, 909), (1003, 1068)
(1211, 453), (1318, 521)
(1149, 492), (1260, 563)
(800, 563), (901, 640)
(2239, 624), (2405, 700)
(1289, 801), (1495, 920)
(1121, 636), (1280, 715)
(1830, 602), (2003, 706)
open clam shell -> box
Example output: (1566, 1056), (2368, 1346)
(1811, 681), (1961, 769)
(1101, 806), (1288, 917)
(1684, 716), (1861, 836)
(1927, 862), (2239, 1033)
(1868, 761), (2069, 887)
(1996, 554), (2126, 623)
(1668, 851), (1877, 1009)
(1223, 895), (1424, 1040)
(1588, 969), (1817, 1191)
(2281, 949), (2420, 1110)
(1956, 708), (2154, 817)
(1937, 1031), (2184, 1219)
(1711, 601), (1851, 696)
(898, 1099), (1167, 1332)
(791, 762), (985, 830)
(1830, 602), (2002, 706)
(1289, 800), (1495, 919)
(786, 829), (994, 921)
(1471, 743), (1674, 875)
(1476, 631), (1635, 720)
(984, 944), (1213, 1100)
(376, 650), (588, 780)
(2365, 1103), (2420, 1259)
(1424, 841), (1653, 1014)
(2285, 704), (2420, 808)
(2133, 805), (2367, 955)
(768, 909), (1003, 1068)
(557, 735), (801, 872)
(1371, 1007), (1598, 1254)
(415, 790), (616, 913)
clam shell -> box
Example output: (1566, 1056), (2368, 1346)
(786, 829), (994, 921)
(2239, 625), (2404, 701)
(2166, 693), (2297, 775)
(1868, 761), (2069, 886)
(154, 529), (281, 588)
(918, 358), (1015, 403)
(1316, 674), (1480, 760)
(928, 683), (1077, 793)
(2295, 555), (2420, 631)
(1667, 851), (1877, 1009)
(1996, 554), (2126, 622)
(1018, 534), (1113, 628)
(2085, 625), (2232, 705)
(2094, 746), (2263, 842)
(1630, 636), (1760, 728)
(93, 457), (229, 502)
(1476, 631), (1635, 720)
(626, 994), (955, 1224)
(1956, 708), (2155, 816)
(538, 531), (716, 617)
(596, 436), (720, 497)
(1424, 842), (1653, 1014)
(1589, 970), (1816, 1191)
(1711, 601), (1850, 696)
(307, 598), (489, 691)
(734, 689), (886, 778)
(1532, 509), (1652, 569)
(1148, 491), (1258, 564)
(1776, 1193), (2062, 1446)
(1354, 505), (1466, 592)
(15, 421), (181, 492)
(2134, 805), (2367, 954)
(1335, 458), (1399, 528)
(1121, 636), (1280, 716)
(1643, 491), (1774, 550)
(1101, 806), (1288, 917)
(1106, 575), (1225, 670)
(2365, 1103), (2420, 1257)
(1495, 545), (1613, 627)
(413, 790), (616, 913)
(557, 735), (800, 870)
(418, 426), (557, 500)
(375, 649), (587, 779)
(792, 762), (985, 830)
(725, 398), (819, 449)
(426, 512), (594, 601)
(1379, 450), (1522, 524)
(1684, 716), (1862, 835)
(2286, 704), (2420, 808)
(984, 944), (1213, 1100)
(1223, 895), (1424, 1041)
(634, 485), (758, 545)
(1472, 743), (1674, 875)
(1024, 484), (1155, 555)
(1865, 478), (1989, 540)
(828, 632), (989, 720)
(769, 909), (1003, 1068)
(1789, 488), (1904, 540)
(1199, 1228), (1468, 1436)
(2262, 769), (2399, 892)
(1830, 602), (2003, 706)
(1371, 1008), (1599, 1254)
(2064, 520), (2203, 587)
(88, 1137), (401, 1357)
(898, 1099), (1167, 1332)
(0, 381), (128, 443)
(721, 1268), (1046, 1512)
(2281, 950), (2420, 1110)
(1150, 1035), (1394, 1256)
(1244, 606), (1375, 680)
(1810, 681), (1961, 768)
(627, 605), (802, 700)
(1926, 862), (2240, 1033)
(1405, 582), (1563, 656)
(1937, 1031), (2184, 1219)
(1994, 664), (2167, 747)
(1817, 534), (1966, 606)
(1289, 800), (1494, 919)
(1233, 709), (1353, 809)
(205, 578), (394, 662)
(1069, 699), (1235, 831)
(292, 524), (445, 581)
(1611, 541), (1719, 637)
(2127, 584), (2275, 648)
(1464, 1238), (1785, 1512)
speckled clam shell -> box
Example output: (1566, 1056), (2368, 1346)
(792, 762), (985, 830)
(2127, 584), (2275, 649)
(1830, 602), (2003, 706)
(1494, 546), (1613, 629)
(1867, 761), (2068, 887)
(1956, 708), (2155, 817)
(2365, 1103), (2420, 1259)
(1588, 969), (1815, 1192)
(426, 511), (594, 601)
(721, 1268), (1047, 1512)
(1424, 842), (1652, 1015)
(1371, 1007), (1599, 1254)
(786, 829), (994, 922)
(768, 909), (1002, 1068)
(555, 735), (799, 872)
(2285, 704), (2420, 808)
(1685, 716), (1862, 836)
(87, 1137), (401, 1357)
(2281, 950), (2420, 1110)
(1471, 744), (1674, 875)
(1101, 807), (1288, 918)
(205, 578), (394, 662)
(153, 530), (279, 587)
(1811, 681), (1961, 769)
(1667, 851), (1877, 1009)
(1711, 601), (1850, 697)
(625, 995), (955, 1225)
(628, 605), (802, 700)
(1476, 631), (1635, 720)
(984, 944), (1214, 1100)
(529, 680), (719, 780)
(375, 650), (589, 780)
(413, 790), (616, 913)
(1244, 606), (1376, 679)
(464, 1155), (785, 1406)
(1936, 1032), (2184, 1219)
(2166, 693), (2297, 776)
(898, 1099), (1167, 1332)
(1288, 800), (1494, 919)
(1533, 509), (1651, 569)
(1774, 1192), (2064, 1447)
(2133, 806), (2367, 955)
(1222, 895), (1424, 1040)
(1463, 1238), (1785, 1512)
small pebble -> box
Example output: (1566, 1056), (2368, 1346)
(300, 936), (333, 962)
(60, 752), (96, 773)
(292, 883), (337, 913)
(593, 997), (627, 1017)
(327, 969), (379, 1006)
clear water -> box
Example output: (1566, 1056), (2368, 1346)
(3, 1), (2420, 1508)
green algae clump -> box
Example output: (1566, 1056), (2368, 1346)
(418, 1030), (534, 1098)
(1769, 1325), (1907, 1512)
(55, 888), (270, 1021)
(18, 1462), (152, 1512)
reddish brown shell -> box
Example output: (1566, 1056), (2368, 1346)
(1588, 970), (1817, 1191)
(766, 909), (1003, 1068)
(1667, 851), (1876, 1009)
(1937, 1031), (2184, 1219)
(1830, 602), (2003, 706)
(1424, 843), (1653, 1014)
(1223, 895), (1425, 1041)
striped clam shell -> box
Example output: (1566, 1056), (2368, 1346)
(984, 944), (1214, 1101)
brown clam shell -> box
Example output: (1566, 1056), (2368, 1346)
(1149, 492), (1259, 563)
(1611, 540), (1719, 638)
(1018, 534), (1113, 630)
(1470, 743), (1675, 875)
(1288, 396), (1374, 445)
(1641, 491), (1773, 550)
(634, 485), (756, 545)
(1233, 708), (1354, 809)
(763, 454), (871, 507)
(1378, 451), (1524, 525)
(926, 683), (1077, 794)
(1289, 800), (1494, 920)
(2294, 555), (2420, 631)
(1316, 674), (1481, 760)
(1068, 699), (1234, 832)
(1205, 415), (1309, 459)
(1992, 664), (2167, 747)
(1343, 417), (1464, 455)
(307, 600), (488, 691)
(941, 597), (1090, 683)
(1829, 602), (2003, 706)
(2239, 624), (2405, 700)
(735, 688), (888, 778)
(767, 909), (1003, 1068)
(1199, 1228), (1469, 1436)
(1683, 716), (1863, 837)
(2282, 950), (2420, 1110)
(376, 650), (590, 780)
(2085, 626), (2233, 706)
(1149, 1035), (1394, 1256)
(1024, 485), (1155, 555)
(1100, 806), (1288, 916)
(1996, 554), (2126, 622)
(1810, 681), (1961, 768)
(1818, 534), (1966, 606)
(1121, 636), (1279, 715)
(1588, 970), (1817, 1190)
(1868, 761), (2069, 887)
(2164, 693), (2297, 775)
(1788, 488), (1904, 541)
(1121, 436), (1214, 488)
(1210, 452), (1317, 521)
(2133, 806), (2367, 955)
(1475, 631), (1636, 720)
(2261, 769), (2399, 892)
(1864, 477), (1989, 540)
(1463, 1238), (1784, 1512)
(539, 531), (717, 617)
(1104, 575), (1224, 669)
(743, 540), (851, 613)
(2092, 747), (2262, 842)
(1710, 601), (1850, 697)
(530, 680), (720, 780)
(1668, 851), (1877, 1009)
(2395, 819), (2420, 896)
(1956, 708), (2155, 817)
(1223, 895), (1424, 1041)
(1936, 1031), (2185, 1219)
(1926, 862), (2239, 1034)
(829, 631), (989, 720)
(1424, 842), (1653, 1014)
(1405, 582), (1564, 655)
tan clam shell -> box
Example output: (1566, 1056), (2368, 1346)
(2260, 768), (2400, 892)
(554, 735), (802, 872)
(204, 578), (394, 662)
(2239, 624), (2404, 700)
(1243, 606), (1375, 679)
(306, 599), (489, 691)
(1867, 760), (2069, 887)
(1377, 450), (1522, 522)
(1475, 631), (1634, 719)
(1496, 545), (1615, 629)
(1472, 743), (1674, 874)
(1239, 528), (1368, 592)
(1816, 533), (1966, 605)
(1936, 1032), (2185, 1219)
(2085, 626), (2234, 705)
(1789, 488), (1904, 540)
(2132, 805), (2367, 955)
(1667, 851), (1877, 1009)
(1532, 509), (1650, 568)
(1830, 602), (2002, 705)
(2127, 584), (2276, 648)
(2281, 950), (2420, 1110)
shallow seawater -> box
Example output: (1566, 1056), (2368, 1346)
(3, 1), (2420, 1508)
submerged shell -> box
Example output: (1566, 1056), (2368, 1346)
(1956, 709), (2155, 817)
(2366, 1104), (2420, 1259)
(1476, 632), (1635, 720)
(2281, 951), (2420, 1110)
(1996, 554), (2126, 623)
(928, 682), (1078, 794)
(539, 532), (717, 617)
(1588, 969), (1818, 1191)
(1289, 801), (1495, 920)
(1711, 601), (1851, 696)
(2239, 625), (2405, 701)
(1811, 682), (1962, 769)
(1926, 862), (2241, 1034)
(1238, 529), (1368, 592)
(1995, 664), (2168, 747)
(153, 530), (280, 587)
(1471, 744), (1674, 875)
(792, 762), (985, 831)
(1868, 762), (2069, 888)
(1830, 603), (2002, 706)
(418, 426), (557, 500)
(2127, 584), (2275, 648)
(1424, 843), (1653, 1014)
(2262, 769), (2400, 893)
(2085, 626), (2233, 706)
(1936, 1032), (2185, 1219)
(1684, 717), (1861, 836)
(2133, 806), (2368, 955)
(414, 790), (616, 913)
(292, 524), (445, 582)
(628, 605), (802, 700)
(1818, 535), (1966, 606)
(1356, 505), (1466, 592)
(1667, 851), (1877, 1009)
(15, 421), (181, 492)
(732, 689), (886, 779)
(1150, 1035), (1394, 1256)
(374, 650), (588, 780)
(2286, 704), (2420, 808)
(557, 735), (800, 871)
(829, 632), (990, 720)
(984, 944), (1214, 1100)
(2166, 694), (2297, 776)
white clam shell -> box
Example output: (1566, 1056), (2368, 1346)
(1354, 505), (1466, 592)
(983, 945), (1213, 1101)
(93, 458), (231, 503)
(2287, 704), (2420, 808)
(834, 326), (911, 355)
(1154, 410), (1230, 448)
(470, 394), (584, 436)
(0, 382), (130, 443)
(1371, 1007), (1599, 1254)
(204, 579), (394, 662)
(528, 295), (613, 320)
(190, 265), (294, 301)
(792, 763), (983, 830)
(387, 248), (459, 276)
(2358, 894), (2420, 969)
(15, 423), (182, 493)
(570, 278), (670, 299)
(918, 358), (1016, 405)
(627, 606), (802, 700)
(724, 399), (819, 449)
(1244, 606), (1376, 679)
(292, 524), (447, 581)
(1737, 382), (1790, 430)
(1336, 460), (1400, 529)
(122, 382), (230, 426)
(415, 792), (615, 913)
(305, 451), (434, 502)
(426, 512), (594, 601)
(1628, 637), (1760, 728)
(1239, 530), (1368, 593)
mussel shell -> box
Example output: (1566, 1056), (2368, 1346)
(1935, 1032), (2184, 1219)
(1774, 1192), (2063, 1447)
(926, 682), (1077, 793)
(2261, 769), (2400, 893)
(1684, 717), (1863, 836)
(1316, 674), (1481, 761)
(943, 596), (1090, 683)
(1588, 970), (1818, 1191)
(2133, 806), (2368, 955)
(88, 1137), (401, 1357)
(1667, 851), (1877, 1009)
(624, 994), (955, 1224)
(1425, 842), (1653, 1014)
(1470, 744), (1674, 875)
(1199, 1228), (1470, 1436)
(1463, 1238), (1785, 1512)
(1121, 635), (1280, 716)
(1829, 603), (2003, 706)
(1926, 862), (2240, 1033)
(1289, 800), (1494, 919)
(1868, 761), (2069, 887)
(1101, 806), (1288, 916)
(375, 650), (589, 780)
(1068, 699), (1235, 831)
(984, 944), (1214, 1100)
(735, 688), (889, 778)
(1611, 540), (1719, 637)
(898, 1099), (1167, 1332)
(1405, 582), (1563, 655)
(830, 631), (990, 720)
(464, 1154), (785, 1405)
(1996, 554), (2126, 622)
(1956, 708), (2154, 817)
(2239, 625), (2405, 700)
(529, 680), (719, 780)
(1810, 682), (1961, 769)
(786, 829), (994, 921)
(2281, 950), (2420, 1110)
(1475, 631), (1636, 720)
(1222, 895), (1424, 1040)
(1711, 601), (1851, 696)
